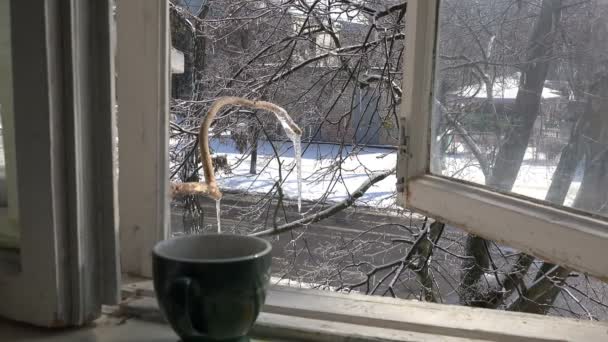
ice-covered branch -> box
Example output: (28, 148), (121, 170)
(251, 167), (396, 237)
(254, 33), (405, 91)
(171, 97), (302, 201)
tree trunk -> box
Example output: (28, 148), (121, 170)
(476, 112), (588, 310)
(487, 0), (562, 190)
(571, 77), (608, 214)
(249, 123), (259, 175)
(506, 112), (588, 314)
(460, 235), (489, 306)
(170, 5), (208, 100)
(544, 115), (587, 204)
(413, 221), (445, 302)
(462, 0), (563, 307)
(250, 138), (258, 175)
(511, 74), (608, 315)
(508, 266), (570, 314)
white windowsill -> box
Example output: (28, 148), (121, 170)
(119, 281), (608, 342)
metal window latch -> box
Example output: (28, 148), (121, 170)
(396, 115), (408, 194)
(396, 176), (405, 193)
(398, 116), (409, 155)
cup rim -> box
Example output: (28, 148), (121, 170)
(152, 233), (272, 264)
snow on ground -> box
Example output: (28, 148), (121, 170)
(452, 73), (562, 100)
(199, 138), (581, 209)
(270, 276), (356, 293)
(442, 147), (581, 207)
(209, 138), (398, 208)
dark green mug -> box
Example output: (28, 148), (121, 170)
(152, 234), (272, 342)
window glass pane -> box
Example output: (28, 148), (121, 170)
(0, 0), (19, 249)
(164, 0), (608, 321)
(431, 0), (608, 219)
(169, 0), (400, 280)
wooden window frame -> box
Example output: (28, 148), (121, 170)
(120, 282), (608, 341)
(397, 0), (608, 281)
(109, 0), (608, 340)
(0, 0), (119, 326)
(116, 0), (171, 278)
(115, 0), (608, 284)
(0, 0), (19, 248)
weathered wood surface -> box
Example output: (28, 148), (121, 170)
(121, 283), (608, 342)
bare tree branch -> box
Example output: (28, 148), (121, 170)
(251, 167), (395, 237)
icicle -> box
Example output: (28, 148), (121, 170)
(285, 131), (302, 213)
(358, 86), (363, 115)
(215, 199), (222, 233)
(274, 107), (303, 213)
(294, 135), (302, 213)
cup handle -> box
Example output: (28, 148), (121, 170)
(168, 277), (207, 337)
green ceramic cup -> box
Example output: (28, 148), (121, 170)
(153, 234), (272, 342)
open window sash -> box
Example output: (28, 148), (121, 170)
(397, 0), (608, 281)
(0, 0), (120, 327)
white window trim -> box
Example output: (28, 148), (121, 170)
(119, 281), (608, 341)
(0, 0), (119, 326)
(0, 0), (19, 249)
(113, 0), (608, 299)
(116, 0), (171, 278)
(104, 0), (608, 339)
(397, 0), (608, 281)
